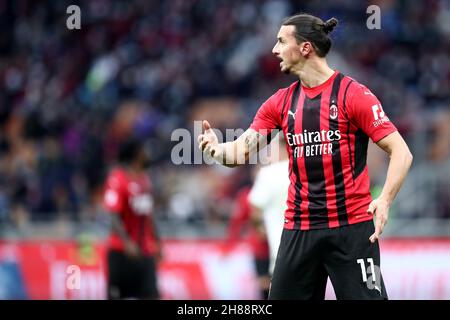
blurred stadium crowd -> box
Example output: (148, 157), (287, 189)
(0, 0), (449, 237)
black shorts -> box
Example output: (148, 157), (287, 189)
(269, 220), (388, 300)
(107, 249), (159, 299)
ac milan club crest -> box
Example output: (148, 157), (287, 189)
(330, 102), (338, 120)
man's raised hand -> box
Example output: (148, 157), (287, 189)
(198, 120), (220, 158)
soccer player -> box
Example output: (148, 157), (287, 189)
(198, 13), (413, 299)
(103, 138), (161, 299)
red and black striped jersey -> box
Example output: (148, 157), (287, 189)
(250, 71), (397, 230)
(103, 168), (158, 255)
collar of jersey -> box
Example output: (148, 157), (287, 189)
(301, 70), (339, 99)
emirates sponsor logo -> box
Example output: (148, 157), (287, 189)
(286, 129), (341, 158)
(286, 129), (341, 146)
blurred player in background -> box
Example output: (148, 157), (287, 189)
(103, 138), (161, 299)
(248, 134), (289, 279)
(199, 13), (413, 299)
(227, 181), (270, 299)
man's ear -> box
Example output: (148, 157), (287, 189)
(300, 42), (312, 57)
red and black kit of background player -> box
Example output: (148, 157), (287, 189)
(103, 138), (161, 299)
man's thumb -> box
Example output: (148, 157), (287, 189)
(203, 120), (211, 132)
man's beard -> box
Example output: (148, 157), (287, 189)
(281, 63), (291, 74)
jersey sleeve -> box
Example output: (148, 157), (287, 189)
(249, 89), (285, 136)
(347, 84), (397, 143)
(103, 171), (125, 214)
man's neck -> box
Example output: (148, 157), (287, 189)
(293, 58), (335, 88)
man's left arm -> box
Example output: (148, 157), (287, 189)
(368, 131), (413, 243)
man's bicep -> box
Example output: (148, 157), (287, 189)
(375, 131), (407, 155)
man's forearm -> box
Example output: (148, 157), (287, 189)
(214, 141), (247, 168)
(379, 148), (413, 204)
(213, 129), (264, 167)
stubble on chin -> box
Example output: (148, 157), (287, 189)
(281, 66), (291, 74)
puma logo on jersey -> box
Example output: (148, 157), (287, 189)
(288, 110), (296, 119)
